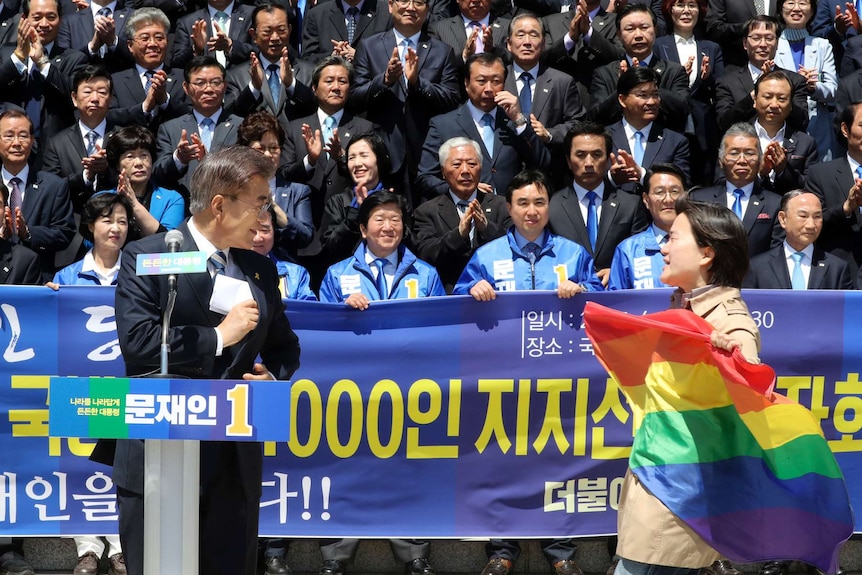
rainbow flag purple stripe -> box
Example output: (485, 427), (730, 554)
(583, 302), (853, 574)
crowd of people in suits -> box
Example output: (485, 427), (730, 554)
(0, 0), (860, 570)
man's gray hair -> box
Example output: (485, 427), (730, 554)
(189, 146), (276, 214)
(125, 7), (169, 39)
(719, 122), (763, 162)
(439, 137), (483, 168)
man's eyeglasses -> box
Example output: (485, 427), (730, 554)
(0, 132), (32, 143)
(649, 189), (683, 200)
(391, 0), (428, 8)
(189, 78), (225, 89)
(133, 33), (167, 44)
(227, 195), (271, 220)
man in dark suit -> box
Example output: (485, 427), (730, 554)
(152, 56), (242, 197)
(427, 0), (510, 71)
(170, 0), (255, 71)
(548, 120), (649, 286)
(606, 66), (689, 194)
(282, 56), (373, 223)
(412, 136), (510, 291)
(0, 0), (89, 142)
(587, 4), (689, 133)
(804, 101), (862, 269)
(56, 0), (134, 72)
(224, 3), (317, 128)
(111, 145), (301, 575)
(300, 0), (391, 66)
(748, 70), (818, 196)
(0, 181), (41, 285)
(835, 66), (862, 121)
(350, 0), (461, 203)
(416, 53), (552, 200)
(109, 8), (188, 130)
(743, 190), (854, 289)
(690, 122), (784, 257)
(42, 64), (122, 211)
(704, 0), (761, 68)
(504, 13), (584, 157)
(715, 16), (809, 134)
(0, 109), (75, 281)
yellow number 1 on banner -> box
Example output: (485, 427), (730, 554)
(226, 383), (253, 437)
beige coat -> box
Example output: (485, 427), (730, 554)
(616, 286), (760, 568)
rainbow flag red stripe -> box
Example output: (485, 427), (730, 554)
(583, 302), (853, 573)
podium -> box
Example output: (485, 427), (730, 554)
(48, 376), (293, 575)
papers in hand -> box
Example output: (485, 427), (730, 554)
(209, 274), (254, 315)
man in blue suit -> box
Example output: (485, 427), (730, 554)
(415, 52), (552, 201)
(350, 0), (461, 205)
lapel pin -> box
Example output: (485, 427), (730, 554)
(422, 43), (429, 49)
(610, 201), (617, 207)
(754, 200), (760, 206)
(238, 16), (244, 21)
(542, 88), (548, 93)
(255, 272), (260, 279)
(344, 132), (351, 138)
(657, 134), (663, 140)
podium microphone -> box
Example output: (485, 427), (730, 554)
(164, 229), (184, 293)
(160, 229), (184, 375)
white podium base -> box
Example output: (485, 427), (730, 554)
(144, 439), (200, 575)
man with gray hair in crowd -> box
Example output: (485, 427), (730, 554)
(412, 136), (511, 292)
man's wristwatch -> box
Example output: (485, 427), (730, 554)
(513, 114), (528, 127)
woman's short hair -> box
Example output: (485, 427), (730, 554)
(80, 192), (133, 243)
(105, 126), (156, 170)
(674, 197), (749, 287)
(237, 111), (286, 147)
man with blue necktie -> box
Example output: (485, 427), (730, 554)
(548, 121), (649, 287)
(690, 121), (783, 257)
(743, 190), (854, 289)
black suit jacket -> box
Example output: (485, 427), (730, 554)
(56, 7), (135, 73)
(653, 35), (724, 153)
(704, 0), (757, 68)
(416, 103), (552, 199)
(804, 157), (862, 268)
(760, 127), (819, 196)
(281, 110), (375, 225)
(110, 221), (300, 574)
(152, 111), (242, 195)
(588, 57), (690, 133)
(428, 14), (511, 70)
(14, 169), (76, 281)
(299, 0), (391, 65)
(41, 123), (117, 211)
(350, 29), (462, 174)
(171, 4), (255, 70)
(109, 65), (189, 131)
(836, 68), (862, 122)
(607, 121), (690, 193)
(0, 240), (41, 285)
(715, 65), (810, 133)
(690, 183), (784, 256)
(743, 244), (854, 289)
(412, 190), (511, 292)
(548, 180), (650, 270)
(503, 64), (585, 145)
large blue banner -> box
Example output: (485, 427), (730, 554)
(1, 286), (860, 537)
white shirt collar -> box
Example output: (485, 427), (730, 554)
(316, 107), (345, 127)
(674, 33), (696, 45)
(364, 246), (397, 269)
(89, 1), (117, 17)
(188, 217), (228, 261)
(81, 249), (122, 285)
(466, 100), (497, 123)
(627, 54), (653, 67)
(622, 118), (652, 140)
(135, 62), (164, 76)
(341, 0), (365, 13)
(847, 154), (862, 177)
(78, 119), (108, 140)
(462, 13), (490, 26)
(2, 164), (29, 189)
(393, 28), (421, 49)
(725, 181), (755, 197)
(573, 180), (605, 202)
(208, 2), (235, 18)
(192, 108), (222, 126)
(449, 190), (477, 205)
(783, 240), (814, 261)
(754, 119), (785, 143)
(512, 61), (540, 79)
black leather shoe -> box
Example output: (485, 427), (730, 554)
(0, 551), (35, 575)
(265, 556), (291, 575)
(73, 551), (100, 575)
(553, 560), (584, 575)
(705, 560), (742, 575)
(481, 558), (513, 575)
(320, 559), (346, 575)
(407, 558), (436, 575)
(760, 562), (787, 575)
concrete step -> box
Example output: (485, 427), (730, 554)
(17, 538), (862, 575)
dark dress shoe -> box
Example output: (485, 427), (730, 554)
(108, 553), (127, 575)
(553, 560), (584, 575)
(706, 560), (742, 575)
(73, 551), (100, 575)
(481, 557), (513, 575)
(0, 551), (35, 575)
(265, 556), (291, 575)
(760, 562), (787, 575)
(320, 559), (346, 575)
(407, 558), (436, 575)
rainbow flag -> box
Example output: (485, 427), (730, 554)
(583, 302), (853, 574)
